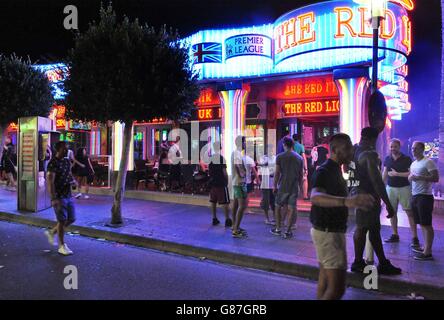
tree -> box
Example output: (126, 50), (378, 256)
(65, 4), (199, 225)
(0, 54), (53, 146)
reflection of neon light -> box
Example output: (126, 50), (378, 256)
(290, 123), (298, 137)
(151, 129), (155, 157)
(32, 63), (69, 100)
(219, 88), (249, 177)
(336, 77), (368, 144)
(112, 122), (134, 171)
(90, 130), (101, 155)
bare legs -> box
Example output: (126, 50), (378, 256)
(232, 198), (247, 233)
(317, 266), (346, 300)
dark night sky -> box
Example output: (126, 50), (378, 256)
(0, 0), (441, 143)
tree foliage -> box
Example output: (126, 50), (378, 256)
(65, 4), (200, 124)
(0, 54), (53, 127)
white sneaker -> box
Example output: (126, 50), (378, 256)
(44, 230), (55, 246)
(74, 193), (82, 199)
(84, 195), (90, 199)
(58, 244), (73, 256)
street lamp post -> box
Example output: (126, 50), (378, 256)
(370, 0), (387, 93)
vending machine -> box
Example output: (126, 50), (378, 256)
(17, 116), (59, 212)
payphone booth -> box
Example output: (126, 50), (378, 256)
(17, 116), (60, 212)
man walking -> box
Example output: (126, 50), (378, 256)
(348, 127), (402, 275)
(231, 136), (248, 238)
(208, 141), (232, 227)
(44, 141), (77, 256)
(409, 141), (439, 260)
(311, 133), (375, 300)
(270, 137), (303, 239)
(382, 139), (417, 246)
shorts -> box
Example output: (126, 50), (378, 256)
(209, 186), (230, 205)
(387, 185), (412, 212)
(311, 228), (347, 270)
(411, 194), (434, 226)
(246, 182), (254, 193)
(233, 184), (248, 199)
(260, 189), (275, 211)
(53, 197), (76, 223)
(275, 192), (298, 209)
(355, 205), (381, 229)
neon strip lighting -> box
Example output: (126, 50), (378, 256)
(219, 89), (249, 176)
(112, 122), (134, 171)
(336, 76), (368, 144)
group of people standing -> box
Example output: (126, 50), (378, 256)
(208, 133), (311, 239)
(207, 128), (439, 300)
(311, 128), (439, 300)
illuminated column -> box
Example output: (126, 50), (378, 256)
(334, 69), (370, 144)
(218, 82), (250, 177)
(112, 121), (134, 171)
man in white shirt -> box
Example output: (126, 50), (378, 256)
(258, 144), (276, 225)
(409, 141), (439, 261)
(231, 136), (248, 238)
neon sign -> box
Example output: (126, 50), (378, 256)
(273, 1), (409, 68)
(7, 122), (18, 132)
(193, 107), (222, 121)
(225, 34), (272, 60)
(49, 105), (67, 129)
(283, 99), (340, 117)
(184, 1), (411, 81)
(282, 75), (339, 99)
(196, 87), (220, 106)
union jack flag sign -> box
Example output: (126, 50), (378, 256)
(191, 42), (222, 64)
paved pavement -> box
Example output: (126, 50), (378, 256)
(0, 187), (443, 299)
(0, 221), (404, 300)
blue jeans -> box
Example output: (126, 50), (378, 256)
(53, 197), (76, 223)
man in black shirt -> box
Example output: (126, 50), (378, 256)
(310, 133), (375, 300)
(382, 139), (416, 245)
(44, 141), (77, 256)
(208, 142), (232, 227)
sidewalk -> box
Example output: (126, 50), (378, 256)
(1, 187), (443, 299)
